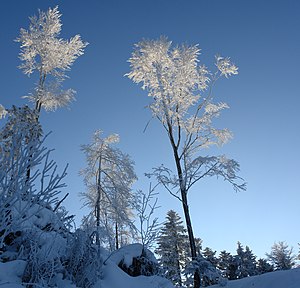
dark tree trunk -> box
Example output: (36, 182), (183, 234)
(95, 157), (102, 246)
(168, 126), (200, 288)
(115, 221), (119, 250)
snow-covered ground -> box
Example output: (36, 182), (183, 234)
(1, 256), (299, 288)
(211, 268), (300, 288)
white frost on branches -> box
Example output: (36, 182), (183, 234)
(127, 37), (238, 149)
(215, 55), (238, 78)
(24, 84), (76, 112)
(0, 104), (7, 119)
(16, 6), (87, 112)
(127, 37), (245, 196)
(80, 130), (137, 250)
(127, 37), (208, 126)
(127, 38), (245, 274)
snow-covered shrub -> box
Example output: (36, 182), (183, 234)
(65, 229), (104, 288)
(109, 243), (160, 277)
(184, 255), (224, 287)
(0, 106), (73, 286)
(21, 229), (67, 285)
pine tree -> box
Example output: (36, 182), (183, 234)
(256, 258), (274, 274)
(266, 241), (296, 270)
(243, 245), (258, 276)
(202, 247), (218, 267)
(155, 210), (189, 287)
(184, 254), (223, 287)
(235, 242), (257, 278)
(218, 250), (237, 280)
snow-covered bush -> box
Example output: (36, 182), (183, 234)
(65, 229), (104, 287)
(184, 255), (224, 287)
(0, 106), (73, 286)
(109, 243), (160, 277)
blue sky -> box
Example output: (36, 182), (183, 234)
(1, 0), (299, 259)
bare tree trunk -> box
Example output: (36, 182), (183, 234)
(95, 157), (102, 246)
(25, 98), (42, 195)
(115, 221), (119, 250)
(168, 126), (200, 288)
(175, 245), (182, 287)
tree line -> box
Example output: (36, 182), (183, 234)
(155, 210), (297, 287)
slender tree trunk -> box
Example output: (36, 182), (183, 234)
(25, 97), (42, 194)
(96, 157), (102, 246)
(168, 126), (200, 288)
(175, 244), (182, 287)
(115, 221), (119, 250)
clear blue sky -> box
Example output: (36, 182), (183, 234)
(1, 0), (299, 259)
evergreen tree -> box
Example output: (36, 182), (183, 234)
(184, 254), (223, 287)
(155, 210), (189, 287)
(217, 250), (237, 280)
(235, 242), (257, 278)
(243, 245), (258, 276)
(266, 241), (296, 270)
(256, 258), (274, 274)
(202, 247), (218, 267)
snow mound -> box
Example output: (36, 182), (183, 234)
(211, 268), (300, 288)
(99, 243), (173, 288)
(109, 243), (157, 267)
(98, 259), (173, 288)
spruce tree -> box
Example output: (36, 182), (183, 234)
(202, 247), (218, 267)
(256, 258), (274, 274)
(155, 210), (189, 287)
(218, 250), (237, 280)
(235, 242), (257, 278)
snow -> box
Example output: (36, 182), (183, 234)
(211, 268), (300, 288)
(97, 259), (173, 288)
(0, 260), (26, 287)
(109, 243), (157, 267)
(1, 258), (300, 288)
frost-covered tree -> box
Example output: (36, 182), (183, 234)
(0, 104), (7, 119)
(127, 37), (246, 288)
(0, 105), (42, 197)
(155, 210), (189, 287)
(80, 130), (137, 250)
(16, 6), (87, 113)
(0, 109), (73, 286)
(134, 183), (160, 251)
(266, 241), (296, 270)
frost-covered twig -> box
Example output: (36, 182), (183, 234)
(134, 183), (160, 250)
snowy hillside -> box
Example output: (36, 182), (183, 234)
(211, 268), (300, 288)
